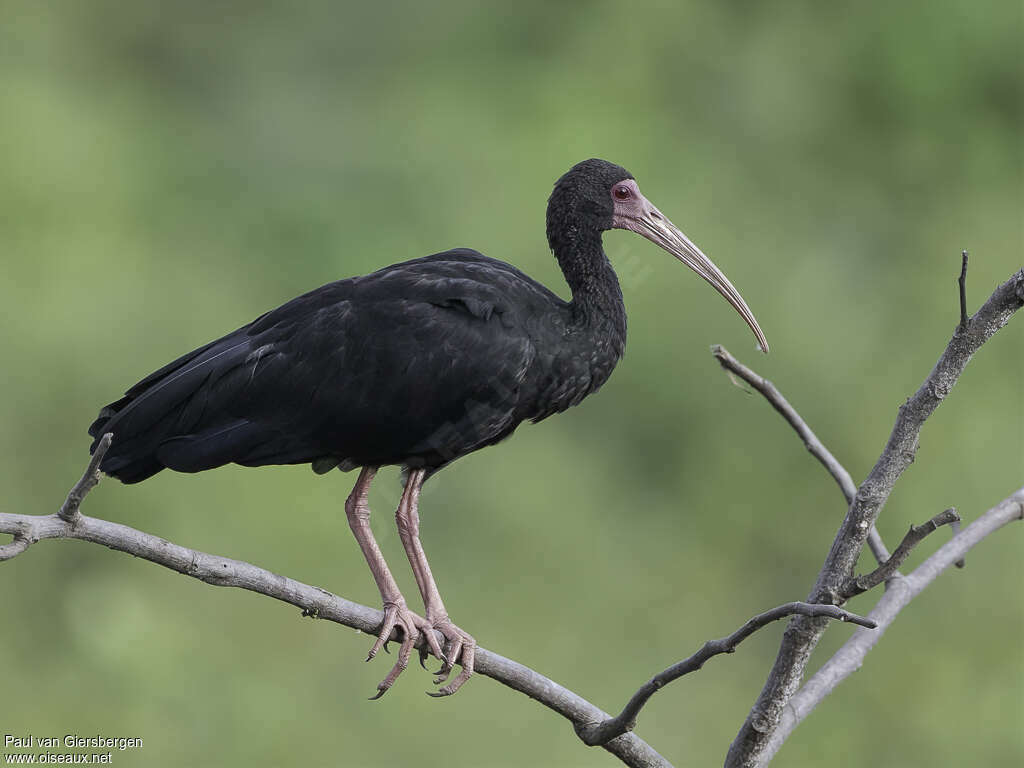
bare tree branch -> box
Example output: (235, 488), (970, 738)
(840, 507), (960, 598)
(0, 529), (31, 560)
(2, 269), (1019, 768)
(0, 471), (672, 768)
(575, 603), (876, 747)
(58, 432), (111, 523)
(958, 250), (969, 331)
(710, 345), (890, 564)
(950, 518), (966, 568)
(762, 488), (1024, 763)
(725, 267), (1024, 768)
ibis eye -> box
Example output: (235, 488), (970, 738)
(613, 185), (631, 201)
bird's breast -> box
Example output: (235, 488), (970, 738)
(527, 322), (626, 421)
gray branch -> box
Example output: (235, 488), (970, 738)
(58, 432), (111, 523)
(725, 267), (1024, 768)
(950, 518), (966, 568)
(840, 507), (960, 598)
(2, 268), (1019, 768)
(0, 468), (671, 768)
(958, 250), (969, 331)
(575, 603), (876, 747)
(711, 345), (890, 564)
(762, 488), (1024, 763)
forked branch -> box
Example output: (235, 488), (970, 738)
(575, 602), (875, 747)
(762, 487), (1024, 763)
(711, 345), (890, 564)
(58, 433), (112, 523)
(2, 267), (1020, 768)
(0, 455), (671, 768)
(840, 507), (960, 598)
(726, 266), (1024, 768)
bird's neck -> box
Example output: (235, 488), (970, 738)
(556, 233), (628, 346)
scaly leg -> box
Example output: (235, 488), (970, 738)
(395, 469), (476, 696)
(344, 466), (444, 698)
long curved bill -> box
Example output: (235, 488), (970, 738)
(630, 200), (769, 353)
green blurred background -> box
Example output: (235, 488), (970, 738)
(1, 2), (1021, 766)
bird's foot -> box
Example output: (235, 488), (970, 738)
(366, 599), (444, 699)
(419, 613), (475, 697)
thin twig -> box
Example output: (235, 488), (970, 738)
(762, 488), (1024, 763)
(575, 602), (875, 747)
(0, 471), (671, 768)
(951, 518), (966, 568)
(840, 508), (960, 598)
(710, 345), (890, 565)
(726, 268), (1024, 768)
(959, 250), (969, 331)
(58, 432), (112, 523)
(2, 433), (113, 559)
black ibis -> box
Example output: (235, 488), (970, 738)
(88, 158), (768, 697)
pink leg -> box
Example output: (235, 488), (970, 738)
(345, 466), (444, 698)
(395, 469), (476, 696)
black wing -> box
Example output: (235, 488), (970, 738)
(89, 250), (563, 483)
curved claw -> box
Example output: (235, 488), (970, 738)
(434, 637), (454, 678)
(433, 665), (473, 697)
(367, 603), (402, 661)
(364, 602), (475, 696)
(422, 621), (476, 697)
(421, 649), (445, 675)
(373, 630), (416, 697)
(420, 627), (445, 667)
(433, 634), (463, 684)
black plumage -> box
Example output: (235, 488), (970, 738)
(87, 158), (767, 695)
(90, 160), (636, 483)
(91, 248), (617, 481)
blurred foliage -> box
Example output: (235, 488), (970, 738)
(1, 1), (1021, 766)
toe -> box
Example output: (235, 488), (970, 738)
(434, 634), (462, 684)
(374, 631), (415, 697)
(418, 619), (445, 664)
(428, 623), (475, 695)
(434, 642), (474, 696)
(367, 604), (400, 661)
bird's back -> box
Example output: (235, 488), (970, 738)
(90, 249), (594, 483)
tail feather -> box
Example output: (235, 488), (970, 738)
(89, 332), (258, 483)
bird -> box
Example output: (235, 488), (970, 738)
(88, 158), (768, 698)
